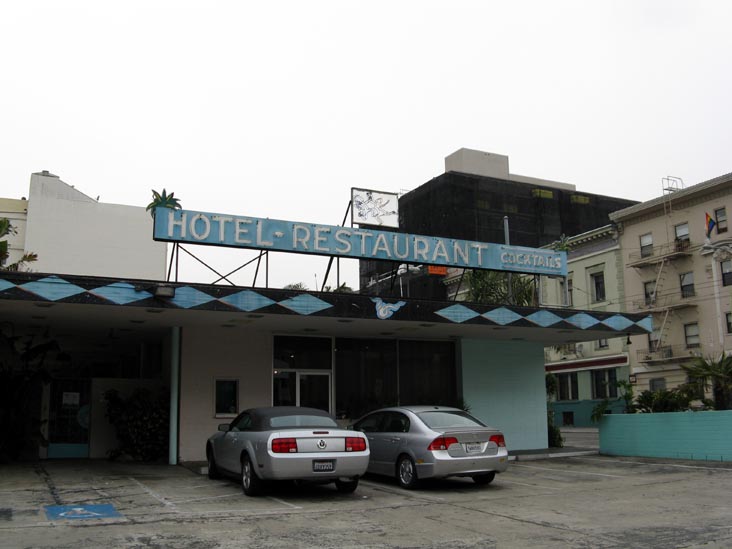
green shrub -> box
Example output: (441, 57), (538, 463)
(105, 389), (169, 461)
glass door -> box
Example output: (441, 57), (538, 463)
(273, 370), (331, 414)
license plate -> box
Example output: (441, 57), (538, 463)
(312, 460), (335, 472)
(465, 442), (482, 454)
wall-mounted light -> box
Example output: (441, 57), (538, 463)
(626, 333), (632, 345)
(154, 284), (176, 298)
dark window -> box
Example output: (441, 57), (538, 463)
(644, 281), (656, 305)
(233, 412), (252, 431)
(591, 368), (617, 399)
(397, 340), (457, 407)
(680, 272), (695, 298)
(722, 260), (732, 287)
(684, 323), (700, 348)
(417, 410), (485, 429)
(354, 412), (386, 433)
(675, 222), (690, 242)
(558, 372), (579, 401)
(215, 379), (238, 416)
(727, 312), (732, 334)
(597, 338), (609, 349)
(591, 272), (606, 302)
(640, 233), (653, 258)
(567, 279), (573, 306)
(716, 207), (728, 234)
(562, 411), (575, 426)
(273, 336), (332, 370)
(382, 412), (410, 433)
(686, 376), (706, 400)
(649, 377), (666, 392)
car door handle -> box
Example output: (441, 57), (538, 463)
(390, 437), (401, 443)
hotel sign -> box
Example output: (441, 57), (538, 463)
(153, 208), (567, 276)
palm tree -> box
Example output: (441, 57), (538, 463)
(283, 282), (308, 291)
(0, 218), (37, 271)
(682, 354), (732, 410)
(466, 270), (535, 306)
(145, 189), (182, 218)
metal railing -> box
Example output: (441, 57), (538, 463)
(636, 344), (702, 363)
(630, 291), (697, 311)
(628, 238), (692, 264)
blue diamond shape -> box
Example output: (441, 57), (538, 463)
(525, 310), (562, 327)
(435, 304), (479, 323)
(220, 290), (275, 311)
(169, 286), (216, 309)
(91, 283), (152, 305)
(0, 279), (15, 292)
(636, 315), (654, 332)
(20, 276), (86, 301)
(279, 294), (332, 315)
(482, 307), (522, 325)
(601, 314), (634, 331)
(565, 313), (601, 330)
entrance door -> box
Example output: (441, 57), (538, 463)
(47, 379), (91, 458)
(273, 370), (331, 413)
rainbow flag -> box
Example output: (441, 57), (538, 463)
(706, 213), (716, 238)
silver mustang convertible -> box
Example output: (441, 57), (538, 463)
(206, 406), (370, 496)
(353, 405), (509, 489)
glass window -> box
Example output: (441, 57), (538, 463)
(716, 207), (728, 234)
(648, 328), (660, 350)
(215, 379), (238, 416)
(417, 410), (485, 429)
(398, 340), (457, 407)
(567, 279), (573, 306)
(557, 372), (579, 401)
(335, 339), (397, 420)
(727, 312), (732, 334)
(270, 414), (337, 428)
(232, 412), (252, 431)
(644, 281), (656, 305)
(591, 368), (617, 399)
(590, 272), (606, 302)
(273, 336), (332, 370)
(680, 272), (695, 298)
(382, 412), (410, 433)
(597, 338), (609, 349)
(722, 260), (732, 287)
(684, 323), (700, 348)
(649, 377), (666, 392)
(675, 222), (690, 241)
(354, 412), (386, 433)
(640, 233), (653, 257)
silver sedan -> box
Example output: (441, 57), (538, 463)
(352, 405), (509, 488)
(206, 406), (370, 496)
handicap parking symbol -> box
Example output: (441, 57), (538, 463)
(45, 504), (121, 520)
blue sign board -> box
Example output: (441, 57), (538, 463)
(153, 208), (567, 277)
(45, 504), (121, 520)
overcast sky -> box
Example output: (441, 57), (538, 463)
(2, 1), (731, 289)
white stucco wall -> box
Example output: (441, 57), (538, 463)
(23, 172), (167, 279)
(178, 326), (273, 462)
(461, 339), (548, 450)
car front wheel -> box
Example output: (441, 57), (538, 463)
(241, 454), (263, 496)
(335, 477), (359, 494)
(206, 446), (221, 479)
(472, 472), (496, 485)
(397, 455), (418, 489)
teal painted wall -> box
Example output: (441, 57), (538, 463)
(550, 399), (625, 427)
(600, 411), (732, 461)
(461, 339), (547, 450)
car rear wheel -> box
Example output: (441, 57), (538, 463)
(206, 446), (221, 480)
(335, 477), (359, 494)
(472, 472), (496, 485)
(241, 454), (263, 496)
(397, 455), (418, 489)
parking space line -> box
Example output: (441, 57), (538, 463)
(129, 477), (179, 512)
(359, 479), (446, 502)
(499, 479), (561, 489)
(267, 496), (302, 509)
(512, 463), (623, 478)
(170, 493), (241, 504)
(573, 456), (732, 472)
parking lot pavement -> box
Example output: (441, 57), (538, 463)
(1, 456), (732, 548)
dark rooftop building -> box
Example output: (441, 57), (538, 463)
(360, 149), (638, 299)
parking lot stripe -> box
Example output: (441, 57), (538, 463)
(574, 456), (732, 472)
(129, 477), (179, 512)
(170, 493), (241, 504)
(267, 496), (302, 509)
(499, 479), (561, 490)
(512, 463), (623, 478)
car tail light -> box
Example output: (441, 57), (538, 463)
(272, 438), (298, 453)
(345, 437), (366, 452)
(489, 434), (506, 448)
(427, 436), (459, 451)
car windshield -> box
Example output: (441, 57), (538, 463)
(269, 415), (338, 428)
(417, 411), (486, 429)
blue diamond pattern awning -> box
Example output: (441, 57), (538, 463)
(220, 290), (276, 312)
(169, 286), (216, 309)
(601, 314), (635, 331)
(278, 294), (332, 315)
(20, 276), (86, 301)
(482, 307), (522, 325)
(566, 313), (601, 330)
(435, 304), (480, 323)
(526, 310), (563, 327)
(91, 282), (152, 305)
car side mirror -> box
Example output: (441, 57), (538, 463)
(218, 423), (231, 432)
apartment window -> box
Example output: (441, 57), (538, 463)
(687, 375), (706, 400)
(648, 328), (660, 351)
(649, 377), (667, 392)
(684, 323), (700, 348)
(590, 272), (606, 302)
(716, 207), (728, 234)
(215, 379), (238, 416)
(597, 338), (609, 349)
(722, 260), (732, 287)
(639, 233), (653, 258)
(675, 222), (690, 241)
(567, 279), (573, 306)
(644, 281), (656, 305)
(591, 368), (618, 399)
(679, 272), (695, 298)
(727, 312), (732, 334)
(557, 372), (579, 401)
(560, 343), (577, 355)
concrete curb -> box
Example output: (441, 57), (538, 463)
(508, 449), (599, 461)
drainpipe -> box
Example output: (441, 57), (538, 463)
(169, 326), (181, 465)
